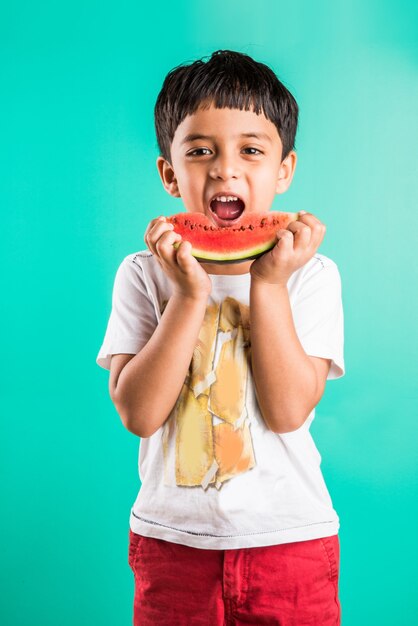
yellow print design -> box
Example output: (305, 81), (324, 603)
(161, 296), (256, 491)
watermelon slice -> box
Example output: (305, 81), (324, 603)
(166, 211), (300, 264)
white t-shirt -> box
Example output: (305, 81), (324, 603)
(96, 250), (345, 550)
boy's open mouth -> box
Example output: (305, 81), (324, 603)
(209, 196), (246, 226)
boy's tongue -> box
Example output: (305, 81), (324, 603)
(211, 199), (243, 220)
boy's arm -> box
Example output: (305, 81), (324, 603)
(110, 293), (208, 438)
(249, 280), (330, 433)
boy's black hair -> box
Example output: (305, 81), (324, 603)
(154, 49), (299, 165)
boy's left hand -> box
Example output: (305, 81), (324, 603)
(249, 211), (326, 287)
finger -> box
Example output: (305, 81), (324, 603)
(176, 240), (195, 273)
(287, 221), (312, 249)
(155, 229), (182, 263)
(296, 213), (326, 250)
(144, 216), (173, 254)
(298, 210), (318, 220)
(143, 216), (166, 246)
(307, 220), (326, 250)
(275, 229), (294, 252)
(146, 220), (175, 256)
(297, 211), (324, 229)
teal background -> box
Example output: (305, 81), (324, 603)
(1, 0), (417, 624)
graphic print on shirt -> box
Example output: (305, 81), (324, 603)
(161, 296), (256, 491)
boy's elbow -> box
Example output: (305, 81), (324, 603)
(124, 418), (147, 438)
(267, 404), (315, 434)
(125, 413), (172, 439)
(118, 406), (150, 438)
(270, 420), (302, 434)
(109, 390), (147, 438)
(120, 410), (150, 438)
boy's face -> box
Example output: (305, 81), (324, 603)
(156, 101), (297, 274)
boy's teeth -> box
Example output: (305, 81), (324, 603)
(214, 195), (238, 202)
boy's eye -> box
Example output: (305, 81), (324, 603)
(187, 147), (262, 156)
(187, 148), (211, 156)
(243, 147), (262, 155)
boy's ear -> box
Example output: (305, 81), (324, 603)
(276, 150), (297, 194)
(156, 156), (181, 198)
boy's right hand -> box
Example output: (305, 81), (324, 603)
(144, 216), (212, 301)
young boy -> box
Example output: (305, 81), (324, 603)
(96, 49), (345, 625)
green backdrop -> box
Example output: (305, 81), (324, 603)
(1, 1), (417, 624)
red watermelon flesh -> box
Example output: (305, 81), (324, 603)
(166, 211), (300, 264)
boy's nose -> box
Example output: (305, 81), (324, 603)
(209, 156), (241, 180)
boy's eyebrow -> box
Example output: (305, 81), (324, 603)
(181, 132), (272, 145)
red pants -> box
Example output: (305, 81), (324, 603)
(128, 529), (341, 625)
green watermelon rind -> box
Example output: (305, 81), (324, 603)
(173, 240), (277, 263)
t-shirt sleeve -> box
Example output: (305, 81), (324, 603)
(291, 259), (345, 380)
(96, 255), (158, 371)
